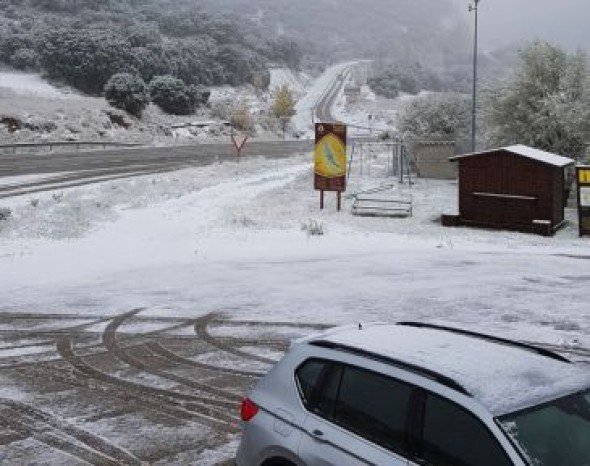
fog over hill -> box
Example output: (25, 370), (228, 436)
(452, 0), (590, 52)
(200, 0), (472, 67)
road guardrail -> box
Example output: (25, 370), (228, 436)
(0, 141), (143, 155)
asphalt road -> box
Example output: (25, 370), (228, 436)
(314, 67), (351, 122)
(0, 140), (314, 198)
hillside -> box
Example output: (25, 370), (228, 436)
(0, 0), (301, 95)
(199, 0), (471, 67)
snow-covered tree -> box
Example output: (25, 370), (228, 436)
(485, 41), (590, 158)
(104, 73), (150, 118)
(272, 85), (296, 119)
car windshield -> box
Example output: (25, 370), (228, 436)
(498, 389), (590, 466)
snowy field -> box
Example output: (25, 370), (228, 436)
(1, 64), (589, 463)
(0, 149), (589, 463)
(1, 151), (588, 347)
(0, 71), (76, 99)
(269, 68), (309, 96)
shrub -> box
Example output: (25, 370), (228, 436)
(149, 75), (209, 115)
(0, 207), (12, 221)
(399, 93), (470, 140)
(301, 219), (324, 236)
(230, 101), (252, 132)
(104, 73), (150, 117)
(9, 47), (39, 71)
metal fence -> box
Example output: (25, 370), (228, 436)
(0, 141), (142, 155)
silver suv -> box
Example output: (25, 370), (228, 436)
(236, 322), (590, 466)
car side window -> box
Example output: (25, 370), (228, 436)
(332, 365), (413, 455)
(295, 359), (342, 417)
(421, 394), (512, 466)
(295, 359), (325, 404)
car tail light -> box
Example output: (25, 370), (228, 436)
(240, 397), (259, 422)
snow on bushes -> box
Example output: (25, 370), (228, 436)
(104, 73), (150, 118)
(149, 75), (209, 115)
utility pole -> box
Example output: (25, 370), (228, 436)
(469, 0), (480, 153)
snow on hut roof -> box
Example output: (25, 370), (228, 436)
(450, 144), (574, 168)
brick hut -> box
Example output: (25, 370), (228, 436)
(446, 145), (574, 236)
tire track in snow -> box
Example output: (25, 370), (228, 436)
(0, 398), (143, 465)
(194, 313), (277, 365)
(55, 336), (240, 433)
(101, 309), (244, 403)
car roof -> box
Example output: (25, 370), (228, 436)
(304, 323), (590, 416)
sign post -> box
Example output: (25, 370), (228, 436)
(577, 165), (590, 237)
(314, 123), (347, 211)
(231, 133), (249, 159)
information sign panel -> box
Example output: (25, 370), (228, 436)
(314, 123), (347, 193)
(577, 166), (590, 237)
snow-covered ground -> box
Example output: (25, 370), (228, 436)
(1, 127), (589, 463)
(0, 71), (76, 99)
(0, 70), (294, 145)
(269, 68), (309, 96)
(0, 151), (588, 349)
(0, 173), (62, 188)
(0, 64), (352, 146)
(1, 62), (589, 462)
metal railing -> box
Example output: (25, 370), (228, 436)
(0, 141), (142, 155)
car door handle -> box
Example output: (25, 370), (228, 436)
(412, 456), (428, 466)
(310, 429), (327, 442)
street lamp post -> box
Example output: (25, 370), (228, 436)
(469, 0), (480, 152)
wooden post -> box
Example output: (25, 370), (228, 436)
(337, 191), (342, 211)
(320, 190), (325, 210)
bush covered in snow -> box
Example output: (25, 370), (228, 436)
(230, 101), (253, 132)
(301, 219), (324, 236)
(105, 73), (150, 117)
(9, 48), (39, 71)
(400, 93), (470, 141)
(149, 75), (209, 115)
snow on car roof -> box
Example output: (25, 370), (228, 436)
(310, 324), (590, 416)
(450, 144), (574, 168)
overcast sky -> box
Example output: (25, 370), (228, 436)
(452, 0), (590, 51)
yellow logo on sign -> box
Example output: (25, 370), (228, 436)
(315, 133), (346, 178)
(578, 169), (590, 184)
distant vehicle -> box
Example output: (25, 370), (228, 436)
(236, 322), (590, 466)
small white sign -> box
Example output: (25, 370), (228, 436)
(580, 187), (590, 207)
